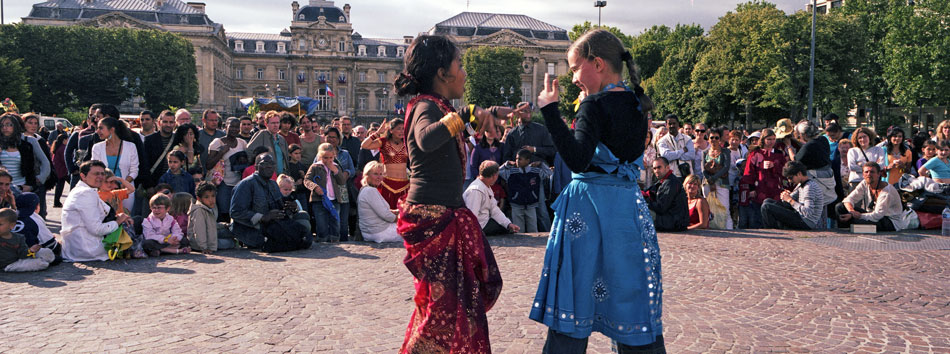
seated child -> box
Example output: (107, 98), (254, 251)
(96, 172), (146, 258)
(170, 192), (192, 233)
(142, 193), (190, 256)
(499, 149), (552, 233)
(13, 193), (62, 265)
(0, 170), (17, 209)
(98, 170), (133, 214)
(159, 150), (195, 197)
(277, 174), (313, 245)
(188, 182), (235, 254)
(1, 208), (54, 272)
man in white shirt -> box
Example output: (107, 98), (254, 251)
(464, 161), (520, 235)
(656, 114), (697, 178)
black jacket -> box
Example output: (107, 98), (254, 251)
(143, 132), (173, 188)
(647, 172), (689, 232)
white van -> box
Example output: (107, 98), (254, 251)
(39, 116), (74, 132)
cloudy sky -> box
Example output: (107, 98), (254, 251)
(6, 0), (807, 38)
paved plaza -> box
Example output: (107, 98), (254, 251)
(2, 197), (949, 353)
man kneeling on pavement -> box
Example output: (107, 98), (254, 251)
(464, 161), (520, 235)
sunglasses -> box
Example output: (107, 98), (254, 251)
(695, 129), (706, 133)
(709, 136), (720, 140)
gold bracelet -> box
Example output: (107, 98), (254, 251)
(439, 112), (464, 137)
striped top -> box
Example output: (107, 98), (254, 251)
(0, 150), (25, 186)
(790, 178), (825, 229)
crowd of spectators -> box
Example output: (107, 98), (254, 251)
(0, 103), (944, 272)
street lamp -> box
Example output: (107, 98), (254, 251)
(807, 0), (817, 122)
(500, 86), (515, 107)
(594, 1), (607, 27)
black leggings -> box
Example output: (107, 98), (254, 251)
(542, 329), (666, 354)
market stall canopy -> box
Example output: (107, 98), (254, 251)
(240, 97), (321, 115)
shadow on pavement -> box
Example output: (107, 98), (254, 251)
(0, 262), (93, 288)
(81, 258), (198, 275)
(278, 243), (382, 260)
(672, 229), (794, 240)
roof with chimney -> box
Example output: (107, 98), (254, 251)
(430, 12), (569, 41)
(25, 0), (215, 26)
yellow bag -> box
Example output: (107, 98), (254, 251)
(707, 189), (729, 230)
(103, 227), (133, 260)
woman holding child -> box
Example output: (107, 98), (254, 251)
(62, 160), (130, 262)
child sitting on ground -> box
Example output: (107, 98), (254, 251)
(277, 174), (313, 245)
(0, 170), (16, 209)
(499, 149), (553, 233)
(170, 192), (192, 234)
(142, 193), (189, 256)
(98, 170), (134, 214)
(159, 150), (195, 197)
(1, 208), (54, 272)
(14, 193), (62, 265)
(188, 182), (234, 254)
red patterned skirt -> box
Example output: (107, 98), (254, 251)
(397, 201), (503, 353)
(379, 177), (409, 210)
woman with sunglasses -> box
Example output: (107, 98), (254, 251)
(703, 128), (733, 229)
(692, 123), (710, 176)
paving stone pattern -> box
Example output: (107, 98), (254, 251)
(2, 200), (949, 353)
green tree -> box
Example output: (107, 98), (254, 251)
(0, 57), (31, 111)
(643, 35), (708, 121)
(556, 73), (582, 122)
(882, 0), (950, 109)
(462, 46), (524, 107)
(0, 24), (198, 114)
(568, 21), (633, 48)
(691, 1), (791, 127)
(783, 10), (866, 120)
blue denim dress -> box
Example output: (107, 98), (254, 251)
(529, 143), (663, 346)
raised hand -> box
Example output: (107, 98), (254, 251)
(537, 73), (559, 108)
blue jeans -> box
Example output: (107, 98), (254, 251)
(338, 202), (350, 241)
(311, 200), (340, 242)
(217, 184), (234, 220)
(739, 202), (763, 229)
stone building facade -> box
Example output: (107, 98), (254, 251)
(23, 0), (571, 120)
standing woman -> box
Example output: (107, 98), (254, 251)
(881, 126), (911, 185)
(530, 29), (665, 352)
(51, 133), (70, 208)
(703, 128), (732, 229)
(847, 127), (884, 190)
(22, 113), (54, 217)
(0, 113), (51, 197)
(91, 117), (140, 213)
(934, 120), (950, 143)
(393, 34), (506, 353)
(641, 129), (657, 187)
(468, 123), (506, 187)
(360, 118), (408, 209)
(171, 124), (203, 177)
(739, 128), (787, 229)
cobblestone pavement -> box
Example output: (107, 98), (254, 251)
(2, 195), (949, 353)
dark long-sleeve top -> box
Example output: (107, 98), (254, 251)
(405, 99), (465, 207)
(795, 137), (831, 170)
(503, 121), (556, 164)
(468, 141), (504, 180)
(539, 90), (647, 173)
(63, 127), (97, 175)
(703, 148), (731, 187)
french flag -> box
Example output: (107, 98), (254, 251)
(325, 84), (335, 97)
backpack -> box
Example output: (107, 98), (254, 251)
(261, 218), (310, 253)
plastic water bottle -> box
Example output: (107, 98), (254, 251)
(942, 205), (950, 236)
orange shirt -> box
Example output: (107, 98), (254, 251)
(98, 188), (129, 214)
